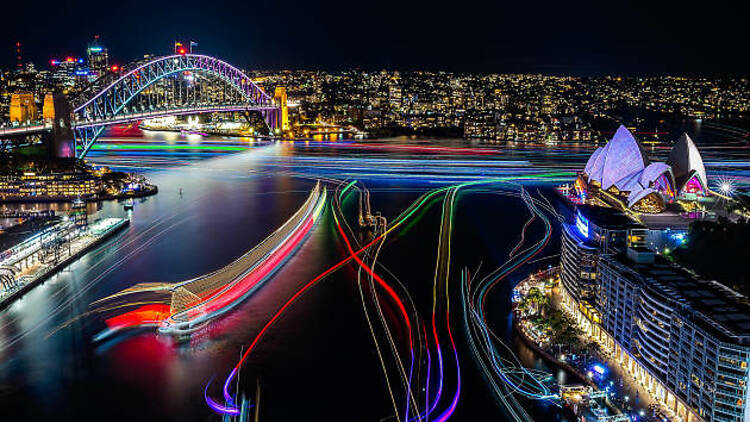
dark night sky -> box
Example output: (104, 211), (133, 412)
(1, 0), (747, 75)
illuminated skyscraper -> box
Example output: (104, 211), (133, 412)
(50, 57), (83, 91)
(87, 35), (109, 79)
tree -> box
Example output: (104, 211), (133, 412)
(526, 287), (549, 315)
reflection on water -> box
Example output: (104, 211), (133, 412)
(1, 132), (748, 421)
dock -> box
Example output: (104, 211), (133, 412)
(0, 217), (129, 311)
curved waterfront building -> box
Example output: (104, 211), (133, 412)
(633, 281), (673, 381)
(597, 252), (750, 422)
(558, 200), (750, 422)
(561, 223), (598, 302)
(559, 205), (638, 333)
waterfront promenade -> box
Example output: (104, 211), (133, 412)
(0, 218), (129, 310)
(513, 269), (671, 421)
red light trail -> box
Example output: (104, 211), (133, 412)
(95, 183), (326, 339)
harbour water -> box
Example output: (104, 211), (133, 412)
(0, 130), (747, 421)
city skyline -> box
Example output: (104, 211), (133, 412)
(2, 0), (750, 75)
(2, 44), (748, 147)
(1, 5), (750, 421)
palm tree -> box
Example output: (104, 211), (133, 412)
(527, 287), (548, 315)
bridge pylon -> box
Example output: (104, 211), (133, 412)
(42, 94), (76, 158)
(1, 54), (280, 159)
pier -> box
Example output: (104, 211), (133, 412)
(0, 217), (129, 310)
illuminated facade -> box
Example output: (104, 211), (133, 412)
(86, 40), (109, 79)
(42, 93), (56, 120)
(559, 208), (750, 422)
(9, 93), (37, 123)
(595, 253), (750, 422)
(50, 57), (86, 91)
(577, 126), (676, 213)
(668, 133), (708, 197)
(560, 222), (598, 304)
(560, 206), (642, 327)
(0, 173), (101, 200)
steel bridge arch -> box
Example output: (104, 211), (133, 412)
(72, 54), (279, 158)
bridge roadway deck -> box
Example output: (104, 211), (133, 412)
(74, 104), (277, 129)
(1, 104), (277, 138)
(0, 124), (49, 137)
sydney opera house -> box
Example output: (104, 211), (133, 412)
(575, 125), (709, 213)
(561, 126), (750, 422)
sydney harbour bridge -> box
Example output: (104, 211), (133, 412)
(0, 53), (281, 158)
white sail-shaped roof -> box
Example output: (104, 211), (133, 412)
(586, 126), (650, 190)
(581, 125), (674, 211)
(584, 147), (604, 177)
(639, 162), (672, 188)
(614, 171), (642, 192)
(667, 133), (707, 192)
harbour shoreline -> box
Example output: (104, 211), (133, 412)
(0, 218), (130, 311)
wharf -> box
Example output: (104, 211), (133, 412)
(0, 218), (129, 311)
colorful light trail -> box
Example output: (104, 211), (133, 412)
(94, 182), (326, 339)
(203, 172), (573, 419)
